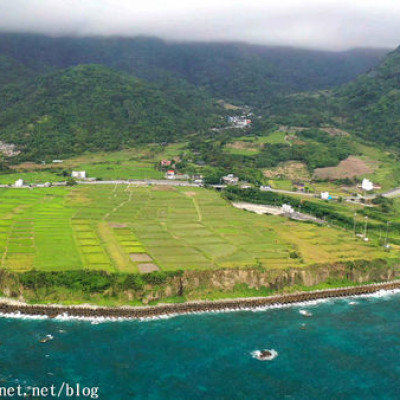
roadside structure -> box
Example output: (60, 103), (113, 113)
(361, 178), (374, 191)
(71, 171), (87, 179)
(321, 192), (331, 200)
(282, 204), (294, 214)
(222, 174), (239, 185)
(14, 179), (24, 187)
(166, 170), (175, 179)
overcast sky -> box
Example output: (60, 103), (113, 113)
(1, 0), (399, 50)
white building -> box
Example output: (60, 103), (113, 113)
(71, 171), (86, 179)
(227, 116), (252, 128)
(222, 174), (239, 185)
(282, 204), (294, 214)
(166, 170), (175, 179)
(14, 179), (24, 187)
(361, 178), (374, 191)
(321, 192), (330, 200)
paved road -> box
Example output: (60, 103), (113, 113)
(77, 179), (203, 187)
(8, 177), (400, 200)
(382, 187), (400, 198)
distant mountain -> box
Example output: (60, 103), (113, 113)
(0, 33), (390, 105)
(0, 64), (223, 159)
(263, 44), (400, 149)
(334, 46), (400, 146)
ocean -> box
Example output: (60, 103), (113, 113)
(1, 291), (400, 399)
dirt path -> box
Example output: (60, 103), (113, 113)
(97, 222), (135, 272)
(104, 184), (133, 220)
(184, 192), (202, 222)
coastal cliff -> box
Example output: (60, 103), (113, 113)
(0, 258), (397, 305)
(140, 258), (397, 303)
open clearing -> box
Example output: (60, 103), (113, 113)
(314, 156), (374, 180)
(0, 185), (390, 273)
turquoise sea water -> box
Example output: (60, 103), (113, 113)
(1, 292), (400, 399)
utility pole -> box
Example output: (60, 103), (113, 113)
(353, 213), (357, 237)
(385, 221), (391, 247)
(364, 216), (368, 239)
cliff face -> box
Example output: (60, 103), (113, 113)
(139, 259), (397, 303)
(0, 259), (396, 305)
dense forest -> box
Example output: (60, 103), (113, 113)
(334, 46), (400, 147)
(0, 33), (388, 103)
(0, 64), (223, 159)
(0, 33), (397, 160)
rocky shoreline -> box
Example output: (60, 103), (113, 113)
(1, 280), (400, 320)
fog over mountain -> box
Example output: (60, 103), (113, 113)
(1, 0), (399, 50)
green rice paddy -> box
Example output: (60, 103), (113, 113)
(0, 185), (390, 273)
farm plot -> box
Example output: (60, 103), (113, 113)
(0, 185), (391, 273)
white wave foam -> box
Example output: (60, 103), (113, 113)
(0, 311), (49, 320)
(1, 287), (400, 323)
(251, 349), (278, 361)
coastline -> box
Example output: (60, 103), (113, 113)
(1, 280), (400, 320)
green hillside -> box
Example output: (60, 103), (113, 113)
(0, 33), (389, 106)
(266, 45), (400, 151)
(0, 64), (223, 159)
(334, 46), (400, 146)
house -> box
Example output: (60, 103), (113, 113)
(240, 182), (252, 189)
(282, 204), (294, 214)
(71, 171), (86, 179)
(14, 179), (24, 188)
(193, 174), (204, 185)
(160, 160), (172, 167)
(166, 170), (175, 179)
(227, 116), (252, 128)
(361, 178), (374, 191)
(292, 181), (305, 192)
(222, 174), (239, 185)
(174, 173), (190, 180)
(321, 192), (330, 200)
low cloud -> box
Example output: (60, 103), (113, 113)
(0, 0), (399, 50)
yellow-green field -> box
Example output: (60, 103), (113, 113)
(0, 185), (391, 273)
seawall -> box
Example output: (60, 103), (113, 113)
(1, 280), (400, 319)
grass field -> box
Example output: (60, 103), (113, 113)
(224, 132), (288, 155)
(0, 171), (63, 185)
(4, 145), (169, 183)
(0, 185), (392, 273)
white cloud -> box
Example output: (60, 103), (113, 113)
(0, 0), (399, 49)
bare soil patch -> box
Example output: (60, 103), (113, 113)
(217, 100), (241, 110)
(108, 223), (128, 228)
(130, 253), (152, 262)
(138, 263), (160, 273)
(152, 186), (176, 192)
(226, 141), (261, 151)
(184, 191), (197, 197)
(320, 127), (350, 137)
(314, 156), (373, 180)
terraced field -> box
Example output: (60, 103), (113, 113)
(0, 185), (391, 273)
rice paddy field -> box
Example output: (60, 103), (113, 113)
(0, 185), (392, 273)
